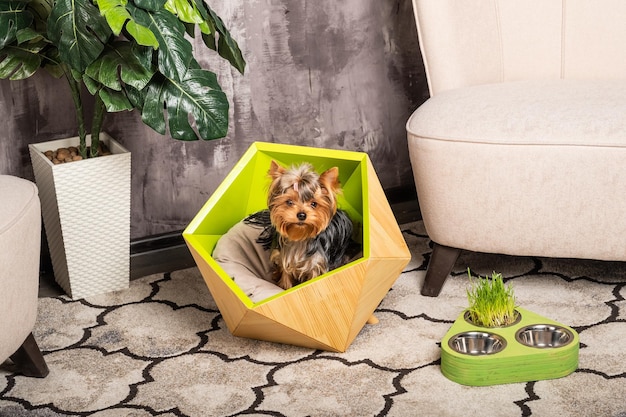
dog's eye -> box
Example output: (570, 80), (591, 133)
(310, 201), (318, 208)
(286, 199), (294, 206)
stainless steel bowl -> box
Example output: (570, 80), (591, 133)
(515, 324), (574, 348)
(448, 331), (506, 355)
(463, 310), (522, 328)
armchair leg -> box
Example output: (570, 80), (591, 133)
(421, 243), (461, 297)
(9, 332), (49, 378)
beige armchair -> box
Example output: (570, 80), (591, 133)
(0, 175), (49, 377)
(406, 0), (626, 296)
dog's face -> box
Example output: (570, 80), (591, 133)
(267, 160), (340, 241)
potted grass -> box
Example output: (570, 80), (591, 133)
(439, 268), (579, 386)
(465, 269), (519, 327)
(0, 0), (245, 298)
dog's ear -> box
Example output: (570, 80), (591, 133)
(268, 160), (286, 179)
(319, 167), (340, 193)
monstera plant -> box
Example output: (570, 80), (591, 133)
(0, 0), (245, 158)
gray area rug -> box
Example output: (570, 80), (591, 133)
(1, 221), (626, 417)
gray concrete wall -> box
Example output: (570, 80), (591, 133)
(0, 0), (427, 239)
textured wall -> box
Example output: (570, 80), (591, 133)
(0, 0), (427, 239)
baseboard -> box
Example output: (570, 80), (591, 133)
(385, 185), (421, 225)
(130, 232), (198, 280)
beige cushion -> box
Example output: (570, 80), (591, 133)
(0, 176), (41, 361)
(563, 0), (626, 79)
(413, 0), (626, 95)
(212, 220), (283, 303)
(408, 80), (626, 146)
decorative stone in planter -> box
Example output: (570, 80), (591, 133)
(183, 142), (411, 352)
(441, 307), (579, 386)
(29, 133), (131, 299)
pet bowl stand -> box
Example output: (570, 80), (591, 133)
(441, 307), (579, 386)
(183, 142), (410, 352)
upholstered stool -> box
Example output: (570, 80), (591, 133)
(0, 175), (49, 377)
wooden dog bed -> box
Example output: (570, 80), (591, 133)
(183, 142), (410, 352)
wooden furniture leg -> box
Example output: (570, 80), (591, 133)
(9, 333), (49, 378)
(421, 243), (461, 297)
(367, 314), (379, 324)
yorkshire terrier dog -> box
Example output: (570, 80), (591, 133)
(261, 160), (354, 290)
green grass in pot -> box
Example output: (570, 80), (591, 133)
(0, 0), (245, 158)
(466, 268), (518, 327)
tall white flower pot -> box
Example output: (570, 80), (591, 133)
(29, 133), (131, 299)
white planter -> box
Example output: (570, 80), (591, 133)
(29, 133), (131, 299)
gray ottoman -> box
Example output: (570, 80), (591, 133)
(0, 175), (48, 377)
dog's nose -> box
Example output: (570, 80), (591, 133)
(297, 212), (307, 221)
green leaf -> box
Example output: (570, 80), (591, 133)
(96, 0), (159, 48)
(27, 0), (53, 42)
(0, 41), (42, 79)
(97, 0), (132, 35)
(139, 68), (229, 140)
(47, 0), (113, 72)
(134, 0), (167, 12)
(99, 86), (133, 112)
(164, 0), (204, 24)
(85, 41), (155, 91)
(124, 83), (146, 110)
(0, 0), (58, 80)
(182, 20), (194, 38)
(196, 1), (245, 74)
(16, 26), (42, 43)
(124, 20), (159, 48)
(82, 72), (100, 95)
(0, 1), (33, 49)
(128, 4), (192, 81)
(28, 0), (53, 23)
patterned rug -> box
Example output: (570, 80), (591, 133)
(2, 221), (626, 417)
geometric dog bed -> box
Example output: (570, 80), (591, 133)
(183, 142), (411, 352)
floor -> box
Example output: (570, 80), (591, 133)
(38, 269), (64, 298)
